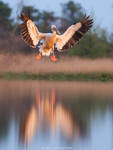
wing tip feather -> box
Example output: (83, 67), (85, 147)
(58, 15), (94, 51)
(20, 11), (31, 22)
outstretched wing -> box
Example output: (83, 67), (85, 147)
(56, 16), (93, 51)
(20, 13), (46, 48)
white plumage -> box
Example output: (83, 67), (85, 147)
(20, 13), (93, 61)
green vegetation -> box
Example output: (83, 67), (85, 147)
(69, 29), (113, 58)
(0, 72), (113, 82)
(0, 1), (12, 31)
(0, 0), (113, 57)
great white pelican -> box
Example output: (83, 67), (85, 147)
(20, 12), (93, 61)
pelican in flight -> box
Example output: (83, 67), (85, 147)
(20, 13), (93, 61)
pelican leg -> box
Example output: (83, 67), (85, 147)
(50, 46), (57, 62)
(36, 53), (41, 60)
(36, 48), (42, 60)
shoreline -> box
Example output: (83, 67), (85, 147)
(0, 72), (113, 82)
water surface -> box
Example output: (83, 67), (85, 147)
(0, 81), (113, 150)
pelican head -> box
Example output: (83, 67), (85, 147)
(51, 25), (61, 34)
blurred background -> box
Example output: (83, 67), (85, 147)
(0, 0), (113, 57)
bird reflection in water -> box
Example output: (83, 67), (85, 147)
(19, 105), (38, 145)
(19, 90), (86, 146)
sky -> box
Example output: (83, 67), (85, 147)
(2, 0), (113, 32)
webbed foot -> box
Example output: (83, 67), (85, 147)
(50, 55), (57, 62)
(36, 53), (41, 60)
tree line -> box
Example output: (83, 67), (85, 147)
(0, 0), (113, 58)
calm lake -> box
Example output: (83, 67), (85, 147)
(0, 81), (113, 150)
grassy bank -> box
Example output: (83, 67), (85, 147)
(0, 72), (113, 82)
(1, 54), (113, 74)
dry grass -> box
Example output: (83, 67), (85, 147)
(0, 53), (113, 73)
